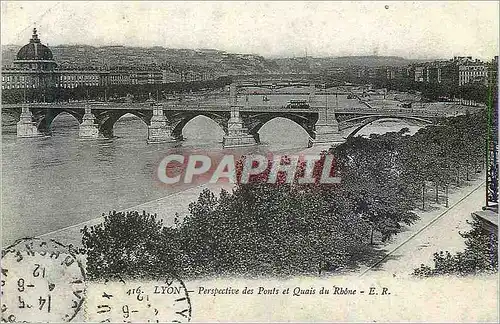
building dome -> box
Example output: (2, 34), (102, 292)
(16, 28), (53, 61)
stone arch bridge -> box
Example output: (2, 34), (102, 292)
(3, 84), (443, 148)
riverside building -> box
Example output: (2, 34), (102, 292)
(1, 29), (208, 91)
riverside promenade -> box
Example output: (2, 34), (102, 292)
(38, 153), (493, 323)
(39, 145), (487, 277)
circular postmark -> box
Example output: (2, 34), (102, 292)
(86, 273), (192, 323)
(1, 237), (86, 322)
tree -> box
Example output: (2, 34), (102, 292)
(334, 131), (418, 244)
(81, 210), (179, 280)
(176, 181), (373, 276)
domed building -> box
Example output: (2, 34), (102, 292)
(2, 28), (176, 94)
(2, 28), (59, 90)
(2, 29), (110, 92)
(2, 28), (109, 89)
(13, 28), (57, 70)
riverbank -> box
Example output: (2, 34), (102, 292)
(39, 182), (233, 246)
(39, 144), (331, 246)
(36, 155), (495, 323)
(41, 158), (487, 279)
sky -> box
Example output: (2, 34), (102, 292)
(1, 1), (499, 60)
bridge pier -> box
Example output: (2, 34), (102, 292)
(223, 107), (257, 148)
(223, 84), (257, 148)
(310, 107), (345, 148)
(148, 104), (176, 143)
(17, 106), (42, 138)
(79, 106), (99, 139)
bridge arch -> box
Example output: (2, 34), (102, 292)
(169, 112), (228, 140)
(35, 108), (84, 133)
(246, 113), (316, 139)
(341, 115), (432, 138)
(98, 110), (151, 138)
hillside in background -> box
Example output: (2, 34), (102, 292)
(2, 44), (422, 75)
(2, 45), (280, 76)
(271, 56), (423, 74)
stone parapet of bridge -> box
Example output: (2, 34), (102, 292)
(1, 102), (452, 121)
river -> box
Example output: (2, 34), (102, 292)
(1, 113), (421, 245)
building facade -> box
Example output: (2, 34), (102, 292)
(488, 56), (499, 87)
(456, 57), (489, 86)
(2, 29), (58, 89)
(407, 56), (490, 87)
(56, 69), (108, 88)
(2, 29), (110, 90)
(2, 29), (211, 91)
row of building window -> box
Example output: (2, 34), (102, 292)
(61, 75), (99, 81)
(459, 66), (486, 71)
(2, 71), (211, 88)
(459, 71), (487, 76)
(2, 79), (163, 86)
(1, 82), (101, 89)
(58, 83), (100, 88)
(2, 75), (100, 82)
(2, 75), (33, 82)
(2, 84), (37, 89)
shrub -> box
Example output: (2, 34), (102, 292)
(413, 220), (498, 277)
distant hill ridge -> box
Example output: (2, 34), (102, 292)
(2, 44), (424, 74)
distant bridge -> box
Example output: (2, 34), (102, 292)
(2, 82), (451, 148)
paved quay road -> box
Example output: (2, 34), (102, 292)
(360, 177), (487, 278)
